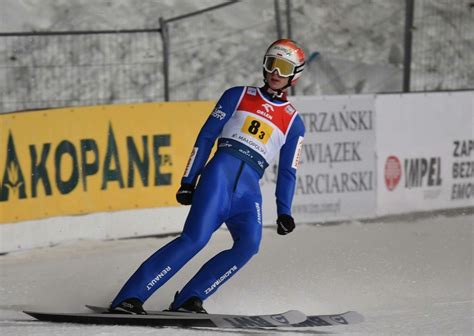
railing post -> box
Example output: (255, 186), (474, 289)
(274, 0), (283, 39)
(403, 0), (415, 92)
(285, 0), (293, 40)
(159, 17), (170, 101)
(286, 0), (295, 95)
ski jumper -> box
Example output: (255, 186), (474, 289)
(112, 86), (305, 308)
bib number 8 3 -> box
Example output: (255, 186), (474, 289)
(242, 117), (273, 144)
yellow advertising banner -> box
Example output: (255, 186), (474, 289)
(0, 102), (215, 223)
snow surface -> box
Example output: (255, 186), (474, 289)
(1, 211), (473, 335)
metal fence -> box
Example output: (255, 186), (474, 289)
(410, 0), (473, 92)
(0, 0), (472, 113)
(0, 31), (162, 112)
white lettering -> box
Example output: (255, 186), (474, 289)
(204, 265), (238, 295)
(255, 202), (262, 225)
(292, 136), (304, 169)
(146, 266), (172, 291)
(183, 148), (198, 177)
(256, 109), (273, 120)
(237, 135), (266, 155)
(211, 105), (226, 120)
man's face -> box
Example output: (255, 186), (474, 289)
(266, 70), (290, 91)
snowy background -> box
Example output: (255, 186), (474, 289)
(0, 0), (473, 113)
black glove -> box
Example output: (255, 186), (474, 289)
(176, 184), (194, 205)
(276, 214), (295, 235)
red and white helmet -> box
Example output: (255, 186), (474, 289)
(263, 39), (305, 87)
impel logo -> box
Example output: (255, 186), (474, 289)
(384, 156), (402, 191)
(404, 157), (442, 188)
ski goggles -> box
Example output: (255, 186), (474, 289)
(263, 56), (296, 77)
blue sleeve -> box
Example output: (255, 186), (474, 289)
(181, 86), (244, 185)
(275, 115), (305, 216)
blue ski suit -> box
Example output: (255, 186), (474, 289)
(112, 86), (305, 309)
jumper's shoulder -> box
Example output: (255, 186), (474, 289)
(222, 86), (246, 97)
(289, 111), (305, 135)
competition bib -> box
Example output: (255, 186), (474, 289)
(220, 87), (298, 164)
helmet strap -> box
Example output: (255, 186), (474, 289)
(261, 83), (287, 101)
(281, 74), (295, 91)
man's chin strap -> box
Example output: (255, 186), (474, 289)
(261, 83), (288, 102)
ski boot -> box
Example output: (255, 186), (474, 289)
(169, 292), (207, 314)
(109, 298), (147, 315)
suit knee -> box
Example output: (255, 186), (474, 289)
(250, 230), (262, 255)
(235, 235), (261, 258)
(249, 237), (261, 255)
(180, 232), (210, 253)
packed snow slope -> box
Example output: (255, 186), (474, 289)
(1, 211), (472, 335)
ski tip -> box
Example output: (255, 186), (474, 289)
(298, 310), (365, 327)
(85, 304), (105, 313)
(23, 311), (40, 319)
(320, 311), (365, 324)
(285, 309), (306, 314)
(281, 310), (308, 324)
(344, 311), (365, 323)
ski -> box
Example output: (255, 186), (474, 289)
(85, 304), (364, 328)
(24, 309), (307, 329)
(85, 304), (293, 318)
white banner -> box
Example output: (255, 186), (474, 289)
(261, 95), (377, 224)
(376, 91), (474, 215)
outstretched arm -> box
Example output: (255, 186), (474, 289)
(275, 115), (305, 217)
(181, 87), (245, 187)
